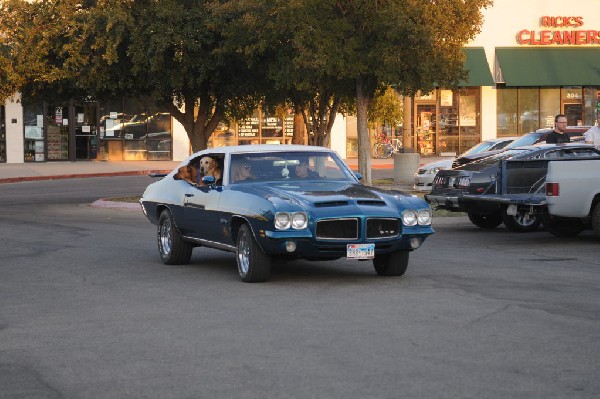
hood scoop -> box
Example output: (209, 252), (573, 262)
(357, 200), (386, 206)
(314, 199), (386, 208)
(315, 200), (349, 207)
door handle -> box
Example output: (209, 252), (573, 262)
(185, 193), (194, 197)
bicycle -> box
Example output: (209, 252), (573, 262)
(373, 135), (402, 159)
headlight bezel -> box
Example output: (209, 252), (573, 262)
(275, 211), (308, 230)
(402, 209), (432, 226)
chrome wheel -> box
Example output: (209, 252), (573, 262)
(235, 224), (271, 283)
(157, 210), (193, 265)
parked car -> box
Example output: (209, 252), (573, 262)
(140, 145), (434, 282)
(425, 143), (600, 232)
(451, 127), (588, 168)
(414, 137), (516, 192)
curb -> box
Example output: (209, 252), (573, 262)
(0, 169), (172, 184)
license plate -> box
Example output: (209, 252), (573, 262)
(347, 243), (375, 259)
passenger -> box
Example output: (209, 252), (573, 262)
(294, 157), (318, 179)
(545, 114), (570, 144)
(584, 114), (600, 150)
(231, 160), (254, 182)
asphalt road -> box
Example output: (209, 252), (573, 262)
(0, 177), (599, 398)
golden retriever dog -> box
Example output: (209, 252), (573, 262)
(173, 163), (199, 184)
(199, 156), (222, 183)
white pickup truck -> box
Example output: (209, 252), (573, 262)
(462, 157), (600, 238)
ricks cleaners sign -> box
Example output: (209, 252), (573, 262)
(517, 16), (599, 45)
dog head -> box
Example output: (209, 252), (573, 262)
(199, 156), (217, 176)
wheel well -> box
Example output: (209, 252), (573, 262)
(591, 194), (600, 215)
(230, 216), (248, 243)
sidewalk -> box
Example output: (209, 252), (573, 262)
(0, 155), (448, 184)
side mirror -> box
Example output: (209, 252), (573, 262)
(202, 175), (216, 185)
(354, 172), (363, 181)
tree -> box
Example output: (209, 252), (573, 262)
(0, 0), (268, 152)
(264, 0), (492, 184)
(369, 85), (403, 132)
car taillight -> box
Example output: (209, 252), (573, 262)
(546, 182), (559, 196)
(456, 177), (470, 189)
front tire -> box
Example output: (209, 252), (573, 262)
(373, 251), (409, 276)
(236, 224), (271, 283)
(502, 207), (541, 233)
(467, 212), (503, 229)
(157, 209), (193, 265)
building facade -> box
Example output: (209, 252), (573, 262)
(1, 0), (598, 163)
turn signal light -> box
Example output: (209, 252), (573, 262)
(546, 182), (559, 197)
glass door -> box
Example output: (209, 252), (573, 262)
(415, 104), (436, 155)
(46, 106), (70, 161)
(75, 103), (98, 160)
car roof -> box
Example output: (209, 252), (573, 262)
(192, 144), (332, 156)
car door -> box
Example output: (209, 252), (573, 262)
(179, 153), (225, 242)
(181, 185), (223, 242)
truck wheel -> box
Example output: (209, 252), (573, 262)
(236, 224), (271, 283)
(543, 215), (584, 237)
(467, 212), (502, 229)
(502, 208), (541, 233)
(158, 209), (193, 265)
(373, 251), (409, 276)
(591, 202), (600, 239)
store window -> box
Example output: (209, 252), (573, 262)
(540, 88), (560, 129)
(458, 87), (481, 152)
(97, 98), (172, 160)
(518, 88), (539, 134)
(498, 86), (598, 136)
(237, 110), (260, 145)
(0, 105), (6, 163)
(261, 111), (284, 144)
(497, 88), (518, 137)
(23, 104), (45, 162)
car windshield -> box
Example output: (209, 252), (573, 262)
(229, 151), (355, 184)
(470, 149), (532, 165)
(460, 141), (498, 157)
(505, 132), (543, 149)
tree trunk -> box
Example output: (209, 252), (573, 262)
(402, 95), (413, 151)
(292, 107), (305, 145)
(356, 76), (372, 185)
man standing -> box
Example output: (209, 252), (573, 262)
(545, 114), (570, 144)
(584, 113), (600, 149)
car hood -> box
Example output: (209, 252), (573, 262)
(419, 159), (453, 171)
(233, 181), (418, 208)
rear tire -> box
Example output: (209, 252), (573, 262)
(502, 207), (541, 233)
(157, 210), (193, 264)
(543, 215), (585, 237)
(467, 212), (503, 229)
(593, 202), (600, 239)
(373, 251), (409, 276)
(236, 224), (271, 283)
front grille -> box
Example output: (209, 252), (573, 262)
(316, 218), (358, 239)
(366, 218), (400, 239)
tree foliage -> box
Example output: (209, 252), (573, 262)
(1, 0), (491, 176)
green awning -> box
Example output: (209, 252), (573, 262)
(461, 47), (495, 86)
(495, 47), (600, 86)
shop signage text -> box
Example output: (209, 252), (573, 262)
(517, 16), (599, 45)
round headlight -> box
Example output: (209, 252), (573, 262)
(291, 212), (308, 229)
(275, 212), (291, 230)
(417, 209), (432, 225)
(402, 210), (418, 226)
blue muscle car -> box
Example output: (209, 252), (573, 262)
(140, 145), (434, 282)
